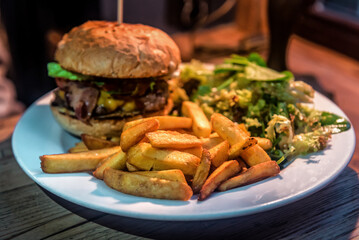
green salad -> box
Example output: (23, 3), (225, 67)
(179, 53), (350, 166)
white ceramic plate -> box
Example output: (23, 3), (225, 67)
(12, 91), (355, 221)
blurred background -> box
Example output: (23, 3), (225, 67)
(0, 0), (359, 112)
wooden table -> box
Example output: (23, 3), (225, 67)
(1, 36), (359, 239)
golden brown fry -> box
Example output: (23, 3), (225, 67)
(181, 101), (211, 138)
(126, 143), (155, 170)
(143, 147), (200, 175)
(237, 123), (250, 136)
(120, 119), (159, 152)
(81, 134), (118, 150)
(198, 160), (241, 200)
(218, 161), (280, 191)
(180, 145), (203, 158)
(240, 144), (271, 166)
(134, 169), (187, 183)
(237, 159), (248, 173)
(138, 135), (150, 143)
(201, 136), (224, 150)
(211, 113), (249, 147)
(254, 137), (273, 150)
(228, 137), (257, 159)
(146, 130), (202, 149)
(126, 162), (139, 172)
(209, 140), (229, 168)
(103, 168), (193, 201)
(192, 149), (211, 193)
(68, 141), (88, 153)
(40, 146), (122, 173)
(93, 149), (127, 179)
(123, 116), (192, 131)
(209, 132), (220, 138)
(173, 129), (195, 135)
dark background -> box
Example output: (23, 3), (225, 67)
(0, 0), (359, 106)
(0, 0), (236, 106)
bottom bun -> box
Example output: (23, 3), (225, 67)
(50, 100), (173, 137)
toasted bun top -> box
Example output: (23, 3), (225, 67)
(55, 21), (181, 78)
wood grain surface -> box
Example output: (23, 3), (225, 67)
(1, 36), (358, 239)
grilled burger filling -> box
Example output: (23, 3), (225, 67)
(52, 77), (169, 124)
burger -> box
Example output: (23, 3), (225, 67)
(47, 21), (181, 137)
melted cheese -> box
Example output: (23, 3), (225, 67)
(97, 91), (124, 112)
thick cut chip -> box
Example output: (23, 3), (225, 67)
(180, 145), (203, 158)
(240, 144), (271, 166)
(218, 161), (280, 191)
(192, 149), (211, 193)
(182, 101), (211, 138)
(68, 141), (88, 153)
(198, 160), (241, 200)
(120, 118), (159, 152)
(123, 116), (192, 131)
(126, 143), (155, 170)
(228, 137), (257, 159)
(143, 147), (200, 175)
(93, 149), (127, 179)
(201, 136), (224, 150)
(254, 137), (273, 150)
(40, 146), (122, 173)
(211, 113), (249, 147)
(82, 134), (118, 150)
(209, 140), (229, 168)
(146, 130), (202, 149)
(103, 168), (193, 201)
(134, 169), (187, 183)
(236, 123), (250, 136)
(126, 162), (140, 172)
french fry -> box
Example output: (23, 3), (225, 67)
(146, 130), (202, 149)
(228, 137), (257, 159)
(218, 161), (280, 191)
(240, 144), (271, 166)
(134, 169), (187, 183)
(209, 140), (229, 168)
(198, 160), (241, 200)
(40, 146), (122, 173)
(236, 123), (250, 136)
(126, 162), (139, 172)
(237, 159), (248, 173)
(143, 147), (200, 175)
(120, 118), (159, 152)
(138, 135), (150, 143)
(254, 137), (273, 150)
(68, 141), (88, 153)
(180, 145), (203, 158)
(181, 101), (211, 138)
(126, 143), (155, 170)
(209, 132), (220, 138)
(201, 136), (224, 150)
(192, 149), (211, 193)
(93, 149), (127, 179)
(103, 168), (193, 201)
(123, 116), (192, 131)
(211, 113), (249, 147)
(82, 134), (118, 150)
(173, 129), (196, 135)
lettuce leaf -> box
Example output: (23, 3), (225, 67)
(47, 62), (92, 81)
